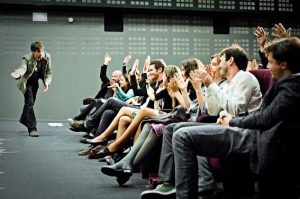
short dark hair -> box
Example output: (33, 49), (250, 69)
(150, 59), (166, 72)
(264, 37), (300, 74)
(219, 44), (248, 71)
(30, 41), (44, 52)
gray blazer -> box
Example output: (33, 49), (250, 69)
(15, 52), (52, 94)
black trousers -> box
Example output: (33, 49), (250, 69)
(74, 99), (104, 121)
(20, 83), (39, 132)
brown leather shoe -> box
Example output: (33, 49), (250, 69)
(78, 145), (95, 156)
(88, 145), (106, 159)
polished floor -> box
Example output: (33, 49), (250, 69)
(0, 120), (149, 199)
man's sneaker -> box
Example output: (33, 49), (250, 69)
(70, 120), (84, 130)
(141, 183), (176, 199)
(67, 118), (75, 125)
(29, 130), (39, 137)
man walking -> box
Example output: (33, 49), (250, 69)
(11, 41), (52, 137)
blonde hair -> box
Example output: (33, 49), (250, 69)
(211, 54), (221, 65)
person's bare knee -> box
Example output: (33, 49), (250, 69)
(119, 115), (132, 125)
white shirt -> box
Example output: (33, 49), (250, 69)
(205, 70), (262, 116)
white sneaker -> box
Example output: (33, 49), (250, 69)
(67, 118), (75, 125)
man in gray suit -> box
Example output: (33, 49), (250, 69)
(11, 41), (52, 137)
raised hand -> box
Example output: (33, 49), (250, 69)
(254, 26), (268, 49)
(129, 59), (139, 76)
(123, 55), (132, 65)
(104, 53), (112, 65)
(143, 55), (150, 73)
(272, 23), (291, 38)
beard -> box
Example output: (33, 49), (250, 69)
(220, 66), (228, 78)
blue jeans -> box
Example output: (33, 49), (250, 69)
(172, 124), (254, 199)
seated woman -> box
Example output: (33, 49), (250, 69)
(87, 65), (185, 158)
(100, 55), (226, 185)
(68, 54), (131, 125)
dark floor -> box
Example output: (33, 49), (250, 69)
(0, 120), (150, 199)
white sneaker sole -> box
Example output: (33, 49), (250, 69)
(141, 189), (176, 199)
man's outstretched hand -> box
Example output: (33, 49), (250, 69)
(11, 70), (21, 79)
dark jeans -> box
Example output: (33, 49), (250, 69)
(74, 99), (104, 121)
(172, 124), (254, 199)
(20, 83), (39, 132)
(158, 122), (217, 193)
(85, 97), (136, 131)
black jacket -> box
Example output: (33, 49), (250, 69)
(94, 64), (114, 99)
(230, 74), (300, 175)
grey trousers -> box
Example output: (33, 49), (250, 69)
(172, 124), (254, 199)
(94, 109), (117, 137)
(158, 122), (218, 193)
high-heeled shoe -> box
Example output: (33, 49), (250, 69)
(101, 163), (132, 186)
(116, 174), (131, 186)
(101, 162), (133, 177)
